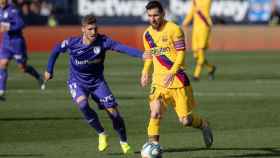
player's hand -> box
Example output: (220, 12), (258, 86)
(163, 73), (175, 87)
(141, 73), (149, 87)
(44, 71), (53, 81)
(142, 51), (152, 60)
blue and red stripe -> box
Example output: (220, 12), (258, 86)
(156, 55), (190, 86)
(196, 11), (210, 27)
(145, 31), (156, 48)
(144, 31), (190, 86)
(193, 0), (210, 27)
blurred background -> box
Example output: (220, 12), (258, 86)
(8, 0), (280, 52)
(11, 0), (280, 26)
(1, 1), (280, 158)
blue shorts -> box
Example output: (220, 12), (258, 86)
(0, 38), (27, 64)
(67, 80), (118, 109)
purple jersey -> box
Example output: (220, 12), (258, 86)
(47, 34), (142, 86)
(0, 4), (26, 63)
(47, 34), (142, 108)
(0, 4), (24, 42)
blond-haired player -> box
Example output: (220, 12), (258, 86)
(141, 1), (213, 147)
(182, 0), (216, 81)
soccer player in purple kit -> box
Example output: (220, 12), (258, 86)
(44, 14), (145, 154)
(0, 0), (44, 100)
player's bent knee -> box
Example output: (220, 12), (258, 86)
(106, 107), (119, 118)
(76, 96), (87, 105)
(0, 60), (9, 69)
(150, 111), (161, 119)
(18, 64), (27, 72)
(180, 115), (193, 126)
(197, 57), (205, 65)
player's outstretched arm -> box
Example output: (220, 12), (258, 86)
(182, 2), (194, 27)
(141, 56), (152, 87)
(106, 37), (144, 59)
(45, 43), (65, 80)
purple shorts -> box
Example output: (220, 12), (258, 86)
(0, 38), (27, 64)
(67, 80), (118, 109)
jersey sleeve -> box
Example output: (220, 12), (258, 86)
(170, 27), (186, 74)
(9, 8), (24, 32)
(172, 27), (186, 52)
(104, 36), (143, 58)
(46, 39), (69, 74)
(142, 31), (153, 75)
(182, 1), (194, 27)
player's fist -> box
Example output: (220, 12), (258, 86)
(142, 51), (152, 60)
(44, 71), (53, 81)
(141, 73), (149, 87)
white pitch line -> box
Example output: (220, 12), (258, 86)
(194, 92), (263, 97)
(255, 79), (280, 84)
(6, 89), (280, 97)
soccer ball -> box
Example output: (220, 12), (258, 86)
(141, 142), (162, 158)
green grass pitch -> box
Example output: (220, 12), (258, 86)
(0, 52), (279, 158)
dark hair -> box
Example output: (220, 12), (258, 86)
(82, 14), (97, 25)
(145, 1), (164, 13)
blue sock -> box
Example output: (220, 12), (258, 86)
(0, 68), (7, 92)
(78, 100), (104, 134)
(25, 65), (41, 80)
(108, 112), (127, 142)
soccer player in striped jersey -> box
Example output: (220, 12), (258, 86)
(0, 0), (44, 100)
(141, 1), (213, 148)
(182, 0), (216, 81)
(45, 14), (144, 154)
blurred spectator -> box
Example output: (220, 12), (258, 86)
(269, 0), (280, 25)
(40, 1), (52, 16)
(29, 0), (40, 15)
(21, 2), (29, 15)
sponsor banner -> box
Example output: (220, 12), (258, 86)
(78, 0), (273, 25)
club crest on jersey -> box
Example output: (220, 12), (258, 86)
(93, 46), (101, 55)
(3, 11), (8, 18)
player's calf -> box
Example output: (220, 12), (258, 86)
(208, 65), (216, 81)
(0, 90), (5, 101)
(201, 120), (213, 148)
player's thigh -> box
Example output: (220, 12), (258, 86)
(172, 86), (195, 118)
(197, 29), (210, 49)
(13, 50), (28, 66)
(149, 86), (169, 118)
(0, 48), (12, 68)
(10, 38), (28, 65)
(67, 81), (88, 104)
(91, 80), (118, 110)
(192, 28), (210, 51)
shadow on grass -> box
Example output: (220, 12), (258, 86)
(80, 147), (280, 157)
(162, 147), (280, 158)
(0, 154), (44, 157)
(0, 117), (82, 121)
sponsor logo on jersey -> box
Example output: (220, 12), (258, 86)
(151, 47), (171, 56)
(3, 11), (8, 18)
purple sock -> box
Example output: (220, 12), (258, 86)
(78, 100), (104, 134)
(108, 112), (127, 142)
(0, 68), (7, 92)
(25, 65), (41, 80)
